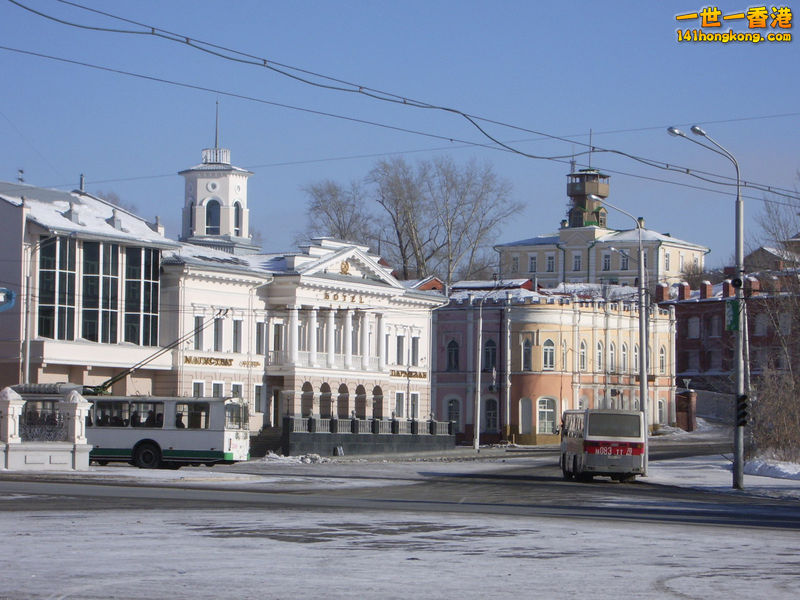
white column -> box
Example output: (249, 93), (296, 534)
(360, 311), (370, 370)
(344, 309), (353, 369)
(377, 313), (386, 371)
(309, 307), (318, 367)
(326, 308), (336, 368)
(288, 306), (299, 365)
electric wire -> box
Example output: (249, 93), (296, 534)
(7, 0), (800, 201)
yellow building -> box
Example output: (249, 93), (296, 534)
(495, 169), (708, 291)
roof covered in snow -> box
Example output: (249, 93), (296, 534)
(0, 181), (178, 249)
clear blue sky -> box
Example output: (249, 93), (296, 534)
(2, 0), (798, 268)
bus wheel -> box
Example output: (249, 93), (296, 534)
(95, 460), (109, 466)
(134, 442), (161, 469)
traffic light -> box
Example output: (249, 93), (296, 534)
(736, 394), (749, 427)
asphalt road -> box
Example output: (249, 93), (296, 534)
(2, 440), (798, 530)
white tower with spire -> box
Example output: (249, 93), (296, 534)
(179, 103), (259, 254)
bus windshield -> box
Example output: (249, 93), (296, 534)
(587, 413), (641, 437)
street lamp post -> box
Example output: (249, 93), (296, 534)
(473, 280), (501, 451)
(590, 195), (649, 474)
(668, 126), (745, 490)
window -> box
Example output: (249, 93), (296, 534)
(484, 399), (498, 432)
(543, 339), (555, 370)
(483, 339), (497, 371)
(622, 343), (628, 372)
(123, 247), (159, 346)
(522, 338), (532, 371)
(659, 346), (666, 374)
(411, 336), (420, 366)
(396, 335), (405, 365)
(206, 199), (220, 235)
(658, 399), (666, 424)
(665, 252), (671, 271)
(446, 340), (460, 371)
(273, 323), (284, 352)
(511, 255), (519, 273)
(395, 391), (405, 418)
(688, 316), (700, 339)
(528, 255), (537, 273)
(634, 344), (640, 369)
(643, 250), (648, 268)
(602, 254), (611, 271)
(447, 399), (461, 429)
(233, 320), (242, 353)
(679, 254), (685, 272)
(572, 253), (582, 272)
(81, 241), (119, 343)
(621, 253), (629, 270)
(537, 398), (556, 434)
(596, 341), (604, 371)
(129, 401), (164, 428)
(709, 315), (721, 338)
(546, 254), (555, 272)
(754, 313), (769, 336)
(214, 317), (224, 351)
(176, 402), (210, 429)
(410, 392), (419, 420)
(38, 235), (76, 340)
(609, 342), (616, 372)
(212, 382), (224, 398)
(779, 313), (792, 335)
(254, 384), (264, 413)
(233, 202), (242, 237)
(194, 316), (204, 350)
(579, 341), (587, 371)
(192, 381), (204, 397)
(231, 382), (243, 399)
(256, 322), (266, 354)
(561, 340), (567, 370)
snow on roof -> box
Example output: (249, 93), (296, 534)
(598, 227), (708, 249)
(0, 181), (178, 248)
(494, 234), (560, 247)
(451, 279), (531, 290)
(163, 242), (269, 276)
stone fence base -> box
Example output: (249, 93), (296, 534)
(2, 442), (92, 471)
(281, 417), (456, 457)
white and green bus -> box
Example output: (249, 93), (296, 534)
(87, 396), (250, 468)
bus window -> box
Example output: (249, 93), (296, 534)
(129, 402), (164, 428)
(176, 403), (209, 429)
(94, 401), (129, 427)
(587, 412), (640, 437)
(225, 403), (248, 429)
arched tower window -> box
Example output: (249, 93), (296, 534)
(206, 200), (221, 235)
(233, 202), (242, 237)
(542, 339), (555, 370)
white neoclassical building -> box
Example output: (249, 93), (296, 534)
(0, 134), (445, 436)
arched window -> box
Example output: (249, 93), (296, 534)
(484, 398), (498, 432)
(233, 202), (242, 237)
(596, 341), (604, 371)
(542, 339), (555, 370)
(621, 343), (628, 372)
(537, 398), (557, 434)
(483, 339), (496, 371)
(609, 342), (616, 372)
(659, 346), (666, 374)
(189, 200), (195, 231)
(633, 344), (639, 369)
(205, 199), (220, 235)
(446, 340), (459, 372)
(522, 338), (532, 371)
(447, 398), (461, 430)
(579, 340), (587, 371)
(658, 399), (666, 424)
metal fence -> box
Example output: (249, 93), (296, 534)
(20, 402), (69, 442)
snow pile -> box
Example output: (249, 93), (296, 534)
(745, 459), (800, 480)
(259, 451), (330, 464)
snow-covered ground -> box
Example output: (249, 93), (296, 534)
(1, 419), (799, 599)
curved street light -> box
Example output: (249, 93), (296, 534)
(668, 125), (745, 490)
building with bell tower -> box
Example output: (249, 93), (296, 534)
(179, 108), (259, 255)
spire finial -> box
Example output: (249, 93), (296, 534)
(214, 100), (220, 149)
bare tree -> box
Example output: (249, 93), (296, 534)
(94, 190), (138, 213)
(300, 180), (375, 246)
